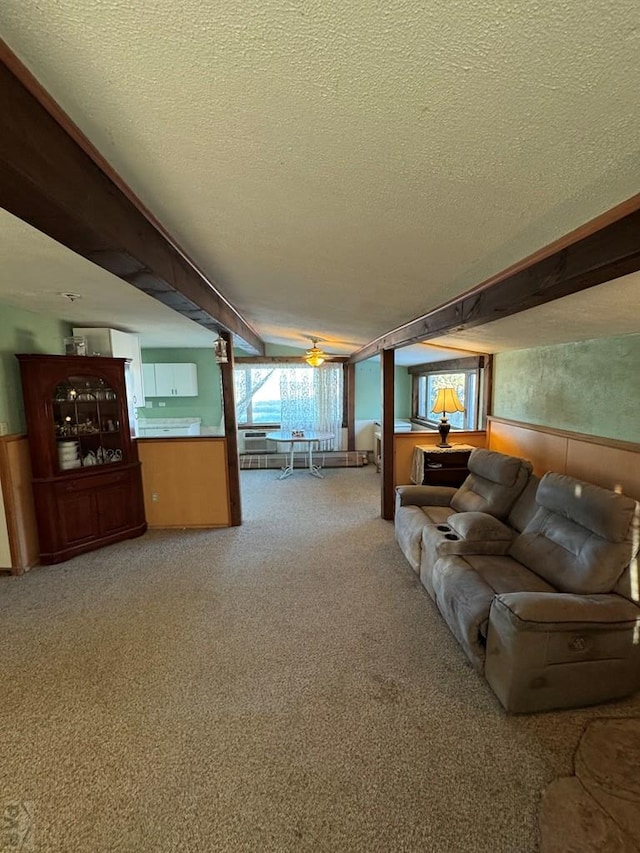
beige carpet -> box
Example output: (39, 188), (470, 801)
(1, 467), (639, 852)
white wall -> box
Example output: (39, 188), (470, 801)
(355, 419), (375, 451)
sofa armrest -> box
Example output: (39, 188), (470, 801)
(447, 512), (514, 543)
(485, 591), (640, 712)
(492, 591), (640, 631)
(395, 484), (457, 508)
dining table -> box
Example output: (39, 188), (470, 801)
(265, 430), (335, 479)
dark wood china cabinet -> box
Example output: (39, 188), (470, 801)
(17, 354), (146, 564)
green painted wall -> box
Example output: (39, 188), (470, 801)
(0, 302), (71, 434)
(355, 360), (381, 419)
(493, 333), (640, 442)
(395, 366), (411, 418)
(139, 348), (223, 428)
(355, 358), (411, 419)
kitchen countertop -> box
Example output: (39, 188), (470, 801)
(136, 435), (225, 441)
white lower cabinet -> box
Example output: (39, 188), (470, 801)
(142, 363), (198, 397)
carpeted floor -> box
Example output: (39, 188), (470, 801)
(1, 466), (639, 852)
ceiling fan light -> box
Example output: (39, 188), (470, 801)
(304, 339), (326, 367)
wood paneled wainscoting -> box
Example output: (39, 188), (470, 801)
(394, 431), (487, 487)
(136, 437), (231, 528)
(0, 435), (40, 574)
(487, 417), (640, 500)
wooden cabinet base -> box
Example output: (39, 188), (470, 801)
(38, 521), (147, 565)
(33, 463), (147, 564)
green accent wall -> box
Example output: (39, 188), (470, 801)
(139, 348), (223, 428)
(395, 366), (411, 418)
(355, 358), (411, 419)
(0, 302), (71, 434)
(355, 360), (381, 419)
(493, 333), (640, 442)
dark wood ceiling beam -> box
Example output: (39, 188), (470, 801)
(350, 194), (640, 363)
(0, 43), (264, 355)
(407, 355), (486, 375)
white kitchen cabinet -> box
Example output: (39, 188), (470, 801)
(142, 363), (157, 397)
(73, 328), (146, 425)
(143, 363), (198, 397)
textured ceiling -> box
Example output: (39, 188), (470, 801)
(1, 1), (639, 352)
(428, 270), (640, 353)
(0, 210), (216, 349)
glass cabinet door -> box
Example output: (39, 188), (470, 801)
(53, 375), (125, 472)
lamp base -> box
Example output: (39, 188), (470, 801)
(437, 419), (451, 448)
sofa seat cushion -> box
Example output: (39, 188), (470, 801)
(468, 554), (556, 599)
(395, 505), (452, 573)
(431, 556), (495, 671)
(492, 591), (640, 631)
(419, 516), (515, 600)
(432, 555), (557, 671)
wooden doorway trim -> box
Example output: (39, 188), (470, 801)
(381, 349), (395, 520)
(219, 332), (242, 527)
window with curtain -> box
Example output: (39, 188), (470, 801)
(415, 370), (478, 429)
(234, 363), (344, 448)
(410, 357), (486, 431)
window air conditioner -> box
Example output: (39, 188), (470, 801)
(242, 431), (268, 453)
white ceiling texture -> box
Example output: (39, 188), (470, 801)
(0, 1), (639, 358)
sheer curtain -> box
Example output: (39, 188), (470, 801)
(280, 364), (343, 450)
(234, 366), (275, 422)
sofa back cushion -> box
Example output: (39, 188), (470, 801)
(509, 473), (639, 595)
(506, 474), (540, 533)
(450, 449), (532, 519)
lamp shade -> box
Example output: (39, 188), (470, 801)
(305, 340), (326, 367)
(431, 387), (465, 415)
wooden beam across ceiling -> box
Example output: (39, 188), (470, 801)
(350, 193), (640, 363)
(0, 41), (264, 355)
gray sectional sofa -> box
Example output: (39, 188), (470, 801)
(395, 449), (640, 713)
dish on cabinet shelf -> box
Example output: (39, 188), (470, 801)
(60, 458), (82, 470)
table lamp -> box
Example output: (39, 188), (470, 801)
(431, 387), (465, 447)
